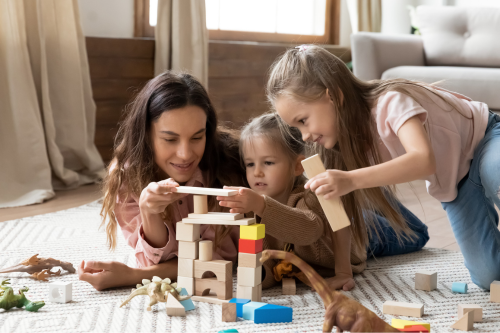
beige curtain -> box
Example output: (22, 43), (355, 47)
(155, 0), (208, 87)
(347, 0), (382, 33)
(0, 0), (105, 208)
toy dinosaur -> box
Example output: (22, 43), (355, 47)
(0, 279), (45, 312)
(120, 276), (191, 311)
(260, 250), (400, 333)
(0, 254), (75, 281)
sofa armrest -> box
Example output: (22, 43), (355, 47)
(351, 32), (425, 81)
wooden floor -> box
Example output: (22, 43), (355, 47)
(1, 180), (498, 254)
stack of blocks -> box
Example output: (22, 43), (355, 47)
(237, 222), (265, 302)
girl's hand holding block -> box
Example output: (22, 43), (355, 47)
(217, 186), (266, 216)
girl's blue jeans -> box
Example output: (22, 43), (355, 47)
(441, 111), (500, 290)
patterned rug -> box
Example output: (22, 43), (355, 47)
(0, 201), (499, 333)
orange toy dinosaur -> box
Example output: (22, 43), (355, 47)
(261, 250), (400, 333)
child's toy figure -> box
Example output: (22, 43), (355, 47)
(0, 279), (45, 312)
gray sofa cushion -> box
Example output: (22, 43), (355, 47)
(417, 6), (500, 68)
(382, 66), (500, 110)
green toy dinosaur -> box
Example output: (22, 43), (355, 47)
(0, 279), (45, 312)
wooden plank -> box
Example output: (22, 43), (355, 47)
(191, 294), (231, 305)
(91, 78), (146, 101)
(88, 57), (154, 79)
(187, 212), (244, 221)
(175, 186), (237, 196)
(182, 217), (256, 226)
(85, 37), (155, 59)
(383, 301), (424, 318)
(95, 100), (127, 125)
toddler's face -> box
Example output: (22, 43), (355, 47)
(243, 136), (293, 200)
(274, 92), (338, 149)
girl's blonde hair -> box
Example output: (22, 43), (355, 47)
(266, 45), (459, 250)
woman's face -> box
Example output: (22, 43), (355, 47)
(150, 105), (207, 183)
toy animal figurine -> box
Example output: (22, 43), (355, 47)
(0, 254), (75, 281)
(260, 250), (400, 333)
(120, 276), (191, 311)
(0, 279), (45, 312)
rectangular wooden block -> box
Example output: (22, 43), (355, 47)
(222, 302), (237, 322)
(491, 280), (500, 303)
(458, 304), (483, 322)
(238, 252), (262, 268)
(391, 319), (430, 331)
(191, 293), (231, 305)
(166, 294), (186, 316)
(176, 222), (200, 242)
(237, 266), (262, 287)
(177, 276), (194, 295)
(415, 270), (437, 291)
(282, 278), (296, 295)
(383, 301), (424, 318)
(194, 260), (232, 282)
(239, 238), (263, 254)
(178, 240), (199, 259)
(178, 258), (194, 278)
(237, 284), (262, 302)
(240, 224), (265, 240)
(182, 217), (256, 226)
(188, 212), (244, 220)
(301, 154), (350, 231)
(194, 277), (232, 300)
(175, 186), (237, 196)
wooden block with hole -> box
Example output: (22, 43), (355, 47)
(237, 266), (262, 287)
(282, 278), (296, 295)
(177, 276), (194, 295)
(238, 252), (262, 268)
(178, 240), (199, 259)
(451, 310), (474, 331)
(194, 259), (232, 282)
(491, 280), (500, 303)
(458, 304), (483, 322)
(237, 284), (262, 302)
(166, 293), (186, 316)
(383, 301), (424, 318)
(193, 195), (208, 214)
(415, 270), (437, 291)
(240, 224), (265, 240)
(178, 258), (194, 277)
(194, 277), (232, 300)
(222, 302), (237, 322)
(188, 212), (244, 220)
(199, 240), (213, 261)
(176, 222), (200, 242)
(301, 154), (350, 231)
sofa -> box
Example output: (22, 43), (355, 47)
(351, 5), (500, 112)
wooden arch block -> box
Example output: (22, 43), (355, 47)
(194, 260), (232, 282)
(194, 277), (232, 300)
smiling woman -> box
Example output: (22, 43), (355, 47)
(78, 72), (246, 291)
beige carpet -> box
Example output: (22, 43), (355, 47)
(0, 201), (499, 332)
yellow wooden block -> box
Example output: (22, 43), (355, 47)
(391, 319), (430, 330)
(240, 224), (265, 240)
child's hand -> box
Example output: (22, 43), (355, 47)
(78, 260), (137, 291)
(304, 170), (356, 200)
(319, 273), (356, 291)
(217, 186), (266, 216)
(139, 178), (188, 215)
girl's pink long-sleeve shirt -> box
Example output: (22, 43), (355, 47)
(114, 168), (239, 268)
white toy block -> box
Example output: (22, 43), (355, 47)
(178, 240), (199, 259)
(237, 284), (262, 302)
(415, 270), (437, 291)
(182, 217), (256, 226)
(176, 222), (200, 242)
(237, 266), (262, 287)
(175, 186), (237, 196)
(193, 195), (208, 214)
(458, 304), (483, 322)
(166, 293), (186, 316)
(49, 282), (72, 303)
(238, 252), (262, 268)
(188, 212), (245, 220)
(178, 258), (194, 277)
(177, 276), (194, 295)
(383, 301), (424, 317)
(199, 240), (213, 261)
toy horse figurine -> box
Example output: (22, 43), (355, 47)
(260, 250), (400, 333)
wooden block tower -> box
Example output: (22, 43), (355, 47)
(237, 223), (265, 301)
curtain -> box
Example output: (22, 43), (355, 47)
(0, 0), (105, 208)
(155, 0), (208, 87)
(347, 0), (382, 33)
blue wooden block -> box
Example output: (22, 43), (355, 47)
(452, 282), (468, 294)
(218, 330), (238, 333)
(229, 298), (251, 317)
(180, 288), (188, 296)
(178, 288), (195, 311)
(242, 302), (267, 320)
(254, 304), (293, 324)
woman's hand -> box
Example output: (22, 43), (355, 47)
(217, 186), (266, 216)
(304, 170), (356, 200)
(78, 260), (137, 291)
(139, 178), (188, 215)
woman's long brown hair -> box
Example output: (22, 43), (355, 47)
(101, 72), (246, 250)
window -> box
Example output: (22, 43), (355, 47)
(135, 0), (340, 44)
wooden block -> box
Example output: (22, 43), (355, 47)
(178, 240), (199, 259)
(177, 276), (194, 295)
(301, 154), (350, 231)
(391, 319), (430, 331)
(415, 271), (437, 291)
(240, 224), (265, 240)
(237, 266), (262, 287)
(199, 240), (213, 261)
(282, 278), (296, 295)
(222, 302), (237, 322)
(191, 293), (231, 305)
(491, 280), (500, 303)
(399, 325), (429, 332)
(451, 310), (474, 331)
(254, 304), (293, 324)
(182, 217), (256, 226)
(239, 238), (263, 254)
(458, 304), (483, 322)
(175, 186), (237, 196)
(188, 212), (244, 220)
(452, 282), (468, 294)
(166, 293), (186, 316)
(176, 222), (200, 242)
(194, 277), (232, 300)
(237, 284), (262, 302)
(178, 258), (194, 278)
(193, 195), (208, 214)
(194, 260), (232, 282)
(238, 252), (262, 268)
(383, 301), (424, 318)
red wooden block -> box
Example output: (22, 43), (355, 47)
(399, 325), (430, 332)
(239, 238), (263, 254)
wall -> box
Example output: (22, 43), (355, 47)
(77, 0), (134, 38)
